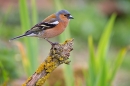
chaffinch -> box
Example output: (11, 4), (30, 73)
(10, 9), (74, 45)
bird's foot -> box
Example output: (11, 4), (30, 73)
(51, 42), (59, 46)
(44, 38), (59, 46)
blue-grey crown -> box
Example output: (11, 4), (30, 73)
(55, 9), (74, 20)
(56, 9), (70, 16)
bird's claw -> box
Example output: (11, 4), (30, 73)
(50, 42), (59, 46)
(44, 38), (59, 46)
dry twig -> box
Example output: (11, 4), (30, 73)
(22, 38), (74, 86)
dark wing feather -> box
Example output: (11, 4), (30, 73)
(25, 18), (59, 36)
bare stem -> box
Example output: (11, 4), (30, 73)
(22, 38), (74, 86)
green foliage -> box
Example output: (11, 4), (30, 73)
(0, 9), (20, 39)
(19, 0), (38, 75)
(54, 81), (62, 86)
(87, 14), (127, 86)
(108, 48), (127, 85)
(69, 7), (107, 43)
(0, 42), (18, 84)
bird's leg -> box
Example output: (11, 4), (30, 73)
(44, 38), (58, 45)
(44, 38), (52, 44)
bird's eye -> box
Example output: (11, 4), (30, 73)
(64, 14), (70, 17)
(64, 14), (67, 16)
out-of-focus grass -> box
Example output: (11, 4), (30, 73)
(0, 61), (9, 84)
(0, 42), (18, 84)
(121, 55), (130, 70)
(87, 14), (127, 86)
(108, 48), (127, 85)
(54, 81), (61, 86)
(54, 0), (74, 86)
(14, 41), (30, 75)
(0, 6), (18, 85)
(19, 0), (38, 75)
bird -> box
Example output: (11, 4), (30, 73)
(10, 9), (74, 45)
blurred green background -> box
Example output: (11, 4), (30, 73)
(0, 0), (130, 86)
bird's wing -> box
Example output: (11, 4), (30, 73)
(24, 18), (59, 36)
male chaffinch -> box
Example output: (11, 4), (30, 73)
(10, 9), (74, 45)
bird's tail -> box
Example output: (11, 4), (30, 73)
(10, 34), (26, 40)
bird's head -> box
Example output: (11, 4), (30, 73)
(56, 10), (74, 20)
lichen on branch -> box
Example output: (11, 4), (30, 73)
(22, 38), (74, 86)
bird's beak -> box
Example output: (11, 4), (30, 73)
(68, 15), (74, 19)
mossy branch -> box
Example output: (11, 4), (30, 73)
(22, 38), (74, 86)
